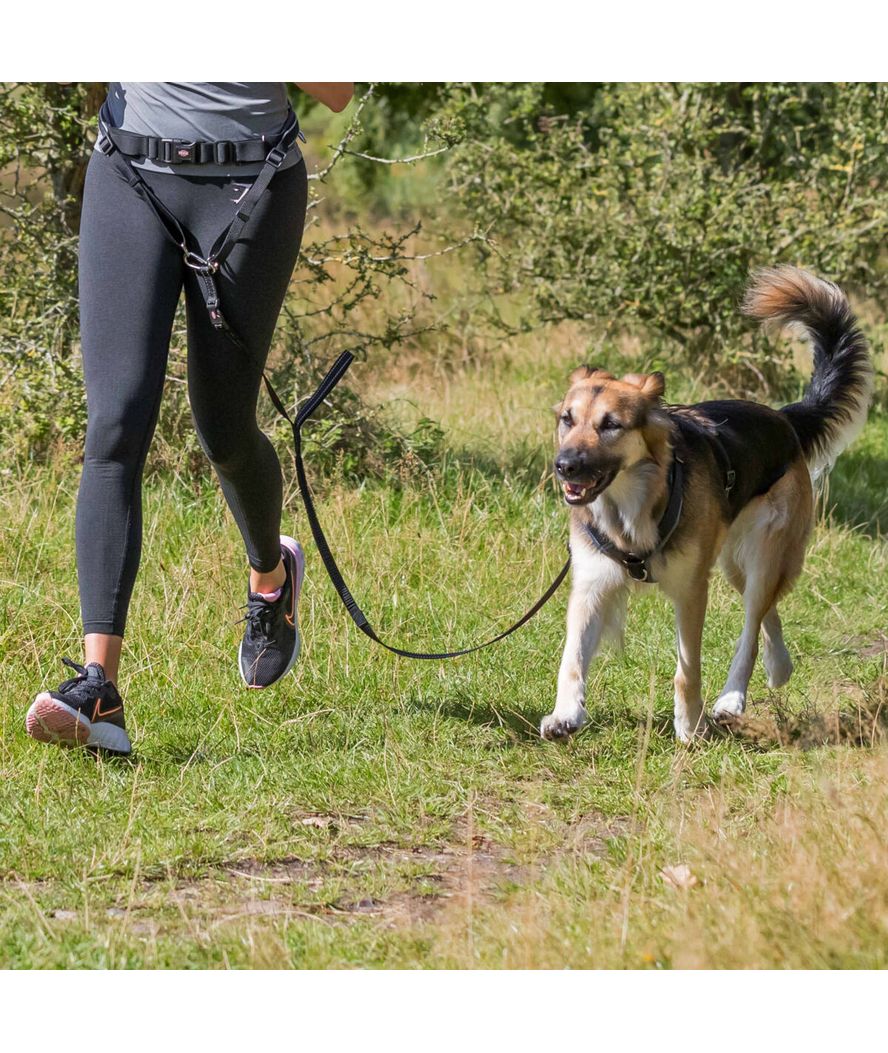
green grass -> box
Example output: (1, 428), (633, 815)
(0, 345), (886, 968)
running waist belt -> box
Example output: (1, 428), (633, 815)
(95, 112), (571, 659)
(97, 101), (303, 349)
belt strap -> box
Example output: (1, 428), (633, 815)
(97, 106), (304, 166)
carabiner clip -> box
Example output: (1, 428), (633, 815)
(183, 249), (218, 274)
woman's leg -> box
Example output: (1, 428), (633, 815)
(179, 160), (308, 579)
(77, 151), (184, 680)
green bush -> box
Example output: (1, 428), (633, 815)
(2, 82), (885, 470)
(0, 83), (102, 455)
(440, 82), (888, 394)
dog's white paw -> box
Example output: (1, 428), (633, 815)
(540, 707), (587, 741)
(674, 713), (710, 744)
(764, 646), (793, 689)
(712, 690), (746, 722)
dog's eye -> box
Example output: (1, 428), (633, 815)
(599, 415), (623, 432)
(560, 411), (573, 427)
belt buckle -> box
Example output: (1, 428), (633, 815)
(162, 139), (197, 164)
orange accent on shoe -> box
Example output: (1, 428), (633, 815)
(92, 695), (122, 721)
(285, 552), (297, 626)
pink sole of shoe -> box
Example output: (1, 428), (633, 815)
(25, 694), (90, 746)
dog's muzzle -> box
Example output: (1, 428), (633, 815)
(555, 449), (617, 505)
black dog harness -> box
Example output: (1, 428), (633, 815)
(580, 412), (742, 584)
(582, 455), (685, 584)
(94, 110), (572, 659)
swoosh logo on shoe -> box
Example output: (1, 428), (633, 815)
(285, 550), (298, 626)
(93, 695), (122, 721)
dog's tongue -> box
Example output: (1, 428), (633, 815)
(564, 482), (586, 497)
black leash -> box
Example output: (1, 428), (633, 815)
(265, 351), (572, 659)
(94, 109), (572, 658)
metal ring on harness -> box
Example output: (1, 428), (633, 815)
(183, 249), (219, 274)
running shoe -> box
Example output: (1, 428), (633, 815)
(25, 657), (132, 755)
(238, 535), (305, 688)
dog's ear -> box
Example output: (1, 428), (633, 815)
(622, 371), (666, 400)
(570, 364), (611, 384)
(642, 409), (672, 467)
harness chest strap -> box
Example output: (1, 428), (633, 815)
(582, 454), (685, 584)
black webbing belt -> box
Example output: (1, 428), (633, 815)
(96, 102), (303, 351)
(97, 123), (293, 166)
(95, 112), (571, 659)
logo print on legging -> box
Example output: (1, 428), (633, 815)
(231, 183), (251, 205)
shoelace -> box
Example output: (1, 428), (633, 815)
(238, 595), (280, 639)
(57, 656), (91, 693)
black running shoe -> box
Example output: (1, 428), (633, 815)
(25, 657), (132, 755)
(238, 535), (305, 688)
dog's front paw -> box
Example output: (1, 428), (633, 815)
(540, 707), (587, 741)
(712, 690), (746, 723)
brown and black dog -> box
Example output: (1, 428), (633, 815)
(542, 267), (873, 742)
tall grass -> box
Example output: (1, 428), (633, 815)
(0, 307), (885, 969)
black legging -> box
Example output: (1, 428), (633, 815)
(76, 148), (308, 636)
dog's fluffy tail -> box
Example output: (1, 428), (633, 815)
(743, 266), (873, 481)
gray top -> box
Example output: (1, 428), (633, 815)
(97, 82), (302, 177)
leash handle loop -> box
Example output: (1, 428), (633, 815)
(294, 351), (355, 427)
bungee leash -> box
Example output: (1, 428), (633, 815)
(265, 350), (572, 660)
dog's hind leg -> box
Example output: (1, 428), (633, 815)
(541, 550), (625, 741)
(712, 574), (776, 722)
(761, 606), (793, 688)
(720, 552), (792, 688)
(713, 464), (811, 721)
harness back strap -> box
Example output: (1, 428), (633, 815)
(671, 412), (736, 497)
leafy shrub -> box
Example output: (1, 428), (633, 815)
(440, 82), (888, 394)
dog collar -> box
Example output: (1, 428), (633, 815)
(581, 455), (684, 584)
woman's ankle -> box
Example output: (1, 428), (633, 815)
(83, 632), (123, 684)
(250, 559), (286, 595)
